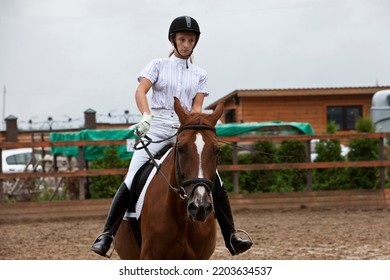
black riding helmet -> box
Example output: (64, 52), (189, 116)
(168, 16), (201, 59)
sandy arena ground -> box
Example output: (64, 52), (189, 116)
(1, 199), (390, 260)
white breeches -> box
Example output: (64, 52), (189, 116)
(123, 109), (179, 190)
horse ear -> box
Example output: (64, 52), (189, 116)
(174, 97), (188, 122)
(209, 101), (224, 125)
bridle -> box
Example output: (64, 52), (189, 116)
(175, 124), (216, 200)
(135, 124), (217, 201)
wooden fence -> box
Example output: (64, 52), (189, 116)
(1, 132), (390, 201)
(2, 189), (390, 224)
(228, 189), (390, 210)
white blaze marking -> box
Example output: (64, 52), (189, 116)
(196, 186), (207, 198)
(195, 133), (205, 178)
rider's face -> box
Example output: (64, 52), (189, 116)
(172, 31), (197, 58)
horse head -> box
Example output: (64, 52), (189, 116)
(173, 97), (224, 222)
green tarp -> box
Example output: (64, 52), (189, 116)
(215, 121), (314, 136)
(50, 121), (314, 161)
(50, 129), (138, 161)
(49, 131), (81, 157)
(82, 129), (137, 161)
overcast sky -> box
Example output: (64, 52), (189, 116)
(1, 0), (390, 129)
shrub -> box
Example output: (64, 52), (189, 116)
(347, 118), (379, 189)
(313, 122), (350, 190)
(89, 147), (130, 198)
(236, 152), (255, 193)
(218, 141), (280, 193)
(245, 141), (279, 192)
(217, 143), (234, 192)
(275, 140), (307, 192)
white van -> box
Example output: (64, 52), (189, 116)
(1, 148), (42, 173)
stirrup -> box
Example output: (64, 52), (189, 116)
(93, 232), (116, 259)
(229, 229), (253, 255)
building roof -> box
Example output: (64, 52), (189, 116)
(205, 86), (390, 109)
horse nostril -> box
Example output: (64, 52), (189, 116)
(187, 201), (213, 222)
(200, 202), (212, 218)
(188, 202), (197, 217)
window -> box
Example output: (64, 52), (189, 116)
(6, 153), (32, 165)
(327, 106), (363, 131)
(225, 109), (236, 123)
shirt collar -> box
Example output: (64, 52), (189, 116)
(170, 55), (191, 67)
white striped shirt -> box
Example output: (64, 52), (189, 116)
(138, 55), (209, 112)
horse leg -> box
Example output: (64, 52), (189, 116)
(115, 220), (140, 259)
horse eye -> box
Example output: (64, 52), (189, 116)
(178, 144), (188, 154)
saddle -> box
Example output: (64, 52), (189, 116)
(128, 144), (173, 248)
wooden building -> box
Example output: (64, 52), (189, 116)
(205, 86), (390, 134)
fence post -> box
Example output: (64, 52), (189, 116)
(379, 137), (385, 189)
(77, 146), (86, 200)
(306, 139), (313, 191)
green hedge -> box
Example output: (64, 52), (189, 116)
(218, 118), (384, 193)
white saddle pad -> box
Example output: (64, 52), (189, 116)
(123, 147), (172, 220)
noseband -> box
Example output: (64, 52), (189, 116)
(175, 124), (216, 200)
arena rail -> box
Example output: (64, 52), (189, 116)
(1, 189), (390, 223)
(1, 132), (390, 201)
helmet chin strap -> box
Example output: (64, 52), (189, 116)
(173, 45), (192, 69)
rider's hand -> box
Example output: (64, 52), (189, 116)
(130, 112), (153, 137)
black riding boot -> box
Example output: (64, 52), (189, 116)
(91, 182), (130, 257)
(213, 177), (253, 256)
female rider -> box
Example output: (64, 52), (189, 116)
(91, 16), (252, 257)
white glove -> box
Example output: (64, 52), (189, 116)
(130, 112), (153, 137)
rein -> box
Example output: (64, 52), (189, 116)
(134, 134), (183, 198)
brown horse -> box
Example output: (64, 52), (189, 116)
(115, 97), (224, 259)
